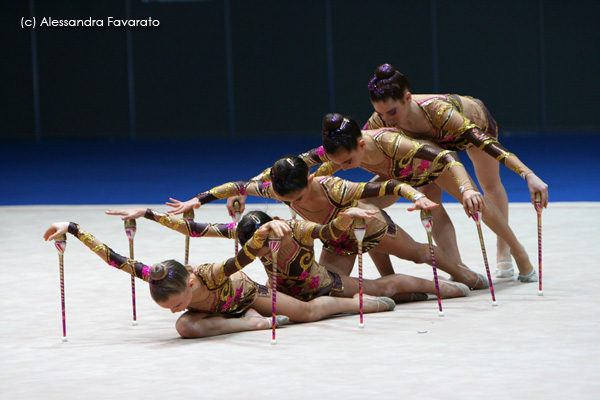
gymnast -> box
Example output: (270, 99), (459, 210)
(364, 63), (548, 278)
(166, 156), (489, 289)
(106, 206), (470, 302)
(43, 218), (394, 339)
(298, 113), (539, 282)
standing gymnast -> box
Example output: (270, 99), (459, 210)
(308, 113), (538, 282)
(106, 206), (470, 302)
(43, 219), (394, 339)
(365, 63), (548, 278)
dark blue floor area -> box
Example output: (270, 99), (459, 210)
(1, 133), (598, 205)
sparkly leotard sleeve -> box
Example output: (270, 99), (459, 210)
(67, 222), (153, 281)
(195, 180), (276, 205)
(143, 208), (236, 239)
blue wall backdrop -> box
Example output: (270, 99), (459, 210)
(2, 1), (599, 205)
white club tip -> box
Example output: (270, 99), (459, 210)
(438, 311), (445, 317)
(271, 339), (277, 345)
(492, 301), (499, 306)
(132, 321), (138, 326)
(538, 291), (544, 296)
(359, 323), (365, 329)
(61, 337), (68, 342)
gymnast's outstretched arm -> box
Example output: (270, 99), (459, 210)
(44, 221), (152, 281)
(293, 207), (380, 244)
(166, 180), (277, 215)
(105, 208), (236, 239)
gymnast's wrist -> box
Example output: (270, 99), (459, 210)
(522, 171), (535, 180)
(333, 216), (351, 231)
(412, 193), (426, 202)
(460, 187), (479, 195)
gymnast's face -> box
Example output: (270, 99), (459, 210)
(275, 175), (312, 205)
(372, 96), (410, 128)
(157, 278), (194, 313)
(326, 140), (366, 171)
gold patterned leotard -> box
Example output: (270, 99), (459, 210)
(143, 209), (353, 301)
(256, 216), (360, 300)
(143, 208), (237, 239)
(195, 176), (425, 256)
(67, 221), (266, 315)
(252, 129), (476, 191)
(365, 94), (533, 178)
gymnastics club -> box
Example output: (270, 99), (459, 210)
(124, 219), (138, 325)
(233, 201), (241, 255)
(183, 209), (195, 265)
(420, 210), (444, 316)
(268, 232), (282, 344)
(354, 218), (366, 327)
(535, 192), (543, 296)
(54, 234), (68, 342)
(472, 211), (498, 306)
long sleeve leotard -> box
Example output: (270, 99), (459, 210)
(253, 129), (476, 192)
(143, 208), (237, 239)
(142, 209), (348, 300)
(258, 215), (357, 300)
(67, 221), (267, 314)
(195, 176), (407, 255)
(366, 94), (533, 178)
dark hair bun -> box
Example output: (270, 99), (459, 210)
(150, 264), (169, 280)
(322, 113), (344, 131)
(375, 63), (396, 80)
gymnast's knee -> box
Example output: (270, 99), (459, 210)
(479, 180), (505, 198)
(175, 314), (201, 338)
(411, 245), (431, 264)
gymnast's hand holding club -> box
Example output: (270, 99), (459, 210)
(525, 173), (549, 210)
(227, 195), (247, 220)
(44, 221), (70, 242)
